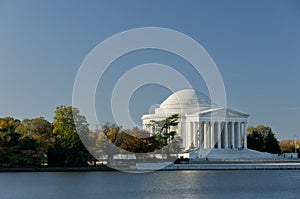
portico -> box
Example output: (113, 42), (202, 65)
(189, 119), (248, 150)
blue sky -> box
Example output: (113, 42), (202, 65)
(0, 0), (299, 140)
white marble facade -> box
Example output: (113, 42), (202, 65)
(142, 89), (249, 151)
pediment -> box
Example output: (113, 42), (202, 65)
(199, 108), (249, 118)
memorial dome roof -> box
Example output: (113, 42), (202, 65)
(159, 89), (211, 112)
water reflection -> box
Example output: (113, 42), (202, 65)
(0, 170), (299, 199)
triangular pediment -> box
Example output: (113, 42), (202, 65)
(199, 108), (249, 118)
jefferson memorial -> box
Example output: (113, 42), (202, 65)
(142, 89), (249, 150)
(142, 89), (278, 160)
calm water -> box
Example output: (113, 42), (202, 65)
(0, 170), (299, 199)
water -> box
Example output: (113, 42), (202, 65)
(0, 170), (299, 199)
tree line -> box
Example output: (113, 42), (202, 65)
(247, 125), (300, 155)
(0, 106), (182, 167)
(0, 106), (92, 167)
(0, 106), (297, 168)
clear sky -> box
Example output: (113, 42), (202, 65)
(0, 0), (299, 140)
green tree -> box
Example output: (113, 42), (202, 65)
(247, 130), (264, 151)
(148, 114), (180, 159)
(247, 125), (280, 154)
(149, 114), (179, 146)
(49, 106), (93, 166)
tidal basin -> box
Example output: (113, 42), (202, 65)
(1, 170), (299, 199)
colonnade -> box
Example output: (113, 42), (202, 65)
(186, 121), (247, 150)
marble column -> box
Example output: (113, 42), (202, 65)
(224, 122), (228, 149)
(217, 122), (221, 149)
(211, 122), (214, 149)
(237, 122), (241, 149)
(231, 122), (235, 149)
(243, 122), (247, 149)
(185, 122), (189, 149)
(198, 122), (202, 149)
(194, 122), (199, 148)
(204, 122), (208, 149)
(190, 122), (194, 148)
(178, 122), (182, 138)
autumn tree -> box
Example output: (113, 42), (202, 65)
(95, 115), (180, 164)
(122, 127), (158, 153)
(95, 122), (121, 164)
(0, 117), (20, 133)
(279, 139), (300, 154)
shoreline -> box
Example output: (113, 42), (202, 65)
(164, 162), (300, 170)
(1, 161), (300, 172)
(0, 166), (116, 172)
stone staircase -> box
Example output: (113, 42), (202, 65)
(190, 148), (280, 161)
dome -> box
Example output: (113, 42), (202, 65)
(156, 89), (211, 114)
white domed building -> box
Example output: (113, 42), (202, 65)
(141, 89), (252, 158)
(142, 89), (285, 160)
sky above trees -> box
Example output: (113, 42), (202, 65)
(0, 0), (299, 140)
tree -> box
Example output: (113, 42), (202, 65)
(148, 114), (181, 159)
(96, 122), (122, 164)
(0, 117), (21, 166)
(0, 131), (21, 166)
(49, 106), (93, 166)
(0, 117), (20, 133)
(16, 117), (53, 136)
(247, 125), (280, 154)
(95, 115), (180, 164)
(247, 130), (264, 152)
(16, 117), (54, 166)
(149, 114), (179, 146)
(279, 140), (294, 153)
(123, 127), (157, 153)
(279, 139), (300, 155)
